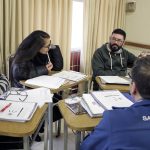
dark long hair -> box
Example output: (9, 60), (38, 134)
(112, 28), (126, 40)
(13, 30), (50, 63)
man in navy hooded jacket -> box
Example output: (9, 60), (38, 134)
(80, 55), (150, 150)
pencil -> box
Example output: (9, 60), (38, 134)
(0, 103), (12, 112)
(47, 53), (51, 63)
(17, 108), (23, 117)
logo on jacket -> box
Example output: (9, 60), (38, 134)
(143, 116), (150, 121)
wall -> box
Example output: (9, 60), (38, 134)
(125, 0), (150, 45)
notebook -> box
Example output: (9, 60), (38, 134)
(0, 100), (38, 122)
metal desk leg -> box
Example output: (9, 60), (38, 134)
(64, 121), (68, 150)
(44, 112), (48, 150)
(23, 136), (30, 150)
(75, 131), (81, 150)
(48, 102), (53, 150)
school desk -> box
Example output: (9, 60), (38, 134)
(0, 104), (48, 150)
(96, 76), (130, 92)
(58, 100), (102, 150)
(20, 74), (91, 150)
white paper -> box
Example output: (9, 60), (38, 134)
(91, 90), (133, 110)
(52, 70), (87, 81)
(5, 88), (53, 107)
(25, 75), (66, 89)
(99, 76), (130, 85)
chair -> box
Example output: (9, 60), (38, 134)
(7, 54), (15, 86)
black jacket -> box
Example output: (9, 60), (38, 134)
(92, 43), (136, 77)
(12, 45), (63, 88)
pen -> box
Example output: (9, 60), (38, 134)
(0, 103), (12, 112)
(47, 52), (51, 63)
(17, 108), (23, 117)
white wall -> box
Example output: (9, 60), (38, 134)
(125, 0), (150, 45)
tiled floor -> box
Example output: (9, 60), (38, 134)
(31, 120), (76, 150)
(31, 131), (75, 150)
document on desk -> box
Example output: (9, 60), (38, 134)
(52, 70), (87, 81)
(0, 100), (38, 122)
(5, 88), (53, 107)
(25, 75), (66, 89)
(91, 90), (133, 110)
(99, 76), (130, 85)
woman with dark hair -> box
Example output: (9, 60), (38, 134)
(12, 30), (63, 87)
(12, 30), (63, 141)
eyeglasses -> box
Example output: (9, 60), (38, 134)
(43, 44), (51, 49)
(43, 40), (51, 49)
(111, 37), (124, 44)
(5, 90), (28, 102)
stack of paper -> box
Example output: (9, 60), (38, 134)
(25, 75), (66, 89)
(81, 94), (104, 117)
(91, 90), (133, 110)
(52, 70), (87, 81)
(99, 76), (130, 85)
(0, 100), (38, 122)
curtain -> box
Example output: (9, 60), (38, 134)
(81, 0), (126, 75)
(0, 0), (72, 74)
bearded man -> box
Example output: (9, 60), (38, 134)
(92, 28), (136, 90)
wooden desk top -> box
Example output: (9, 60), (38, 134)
(20, 75), (91, 93)
(96, 76), (129, 92)
(0, 104), (48, 137)
(58, 100), (101, 131)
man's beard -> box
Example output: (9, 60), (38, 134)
(110, 43), (122, 52)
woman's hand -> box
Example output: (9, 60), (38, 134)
(46, 63), (53, 72)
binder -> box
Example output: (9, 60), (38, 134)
(80, 90), (133, 118)
(0, 100), (38, 122)
(81, 94), (104, 117)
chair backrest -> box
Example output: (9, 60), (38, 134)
(49, 45), (63, 71)
(7, 54), (15, 86)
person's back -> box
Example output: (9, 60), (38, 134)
(81, 55), (150, 150)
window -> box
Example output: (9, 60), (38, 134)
(71, 0), (83, 51)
